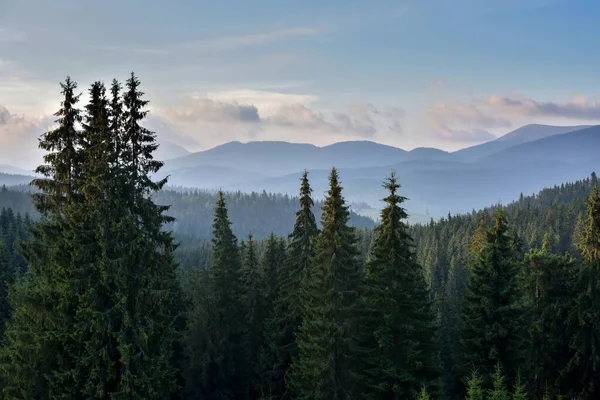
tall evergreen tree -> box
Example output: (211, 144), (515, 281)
(184, 191), (249, 399)
(521, 242), (575, 398)
(563, 184), (600, 398)
(242, 233), (270, 398)
(1, 75), (179, 399)
(258, 171), (319, 399)
(0, 77), (84, 397)
(288, 167), (365, 399)
(0, 240), (13, 338)
(458, 209), (524, 392)
(464, 371), (484, 400)
(362, 172), (442, 399)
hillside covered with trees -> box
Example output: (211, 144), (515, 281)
(0, 75), (599, 399)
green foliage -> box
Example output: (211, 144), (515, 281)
(183, 191), (250, 399)
(465, 370), (484, 400)
(0, 240), (13, 338)
(521, 244), (575, 397)
(258, 171), (319, 399)
(562, 184), (600, 398)
(488, 364), (509, 400)
(458, 210), (525, 390)
(511, 373), (528, 400)
(0, 75), (179, 399)
(288, 168), (365, 399)
(361, 172), (442, 399)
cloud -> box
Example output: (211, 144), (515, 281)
(163, 98), (260, 124)
(182, 27), (319, 53)
(87, 27), (320, 55)
(482, 95), (600, 120)
(422, 100), (511, 141)
(0, 105), (53, 169)
(154, 91), (406, 149)
(422, 93), (600, 143)
(427, 79), (444, 92)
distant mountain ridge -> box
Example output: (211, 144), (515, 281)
(157, 124), (600, 220)
(453, 124), (592, 160)
(3, 123), (598, 224)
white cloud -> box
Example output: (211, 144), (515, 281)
(482, 95), (600, 120)
(421, 93), (600, 143)
(422, 100), (511, 142)
(153, 91), (406, 150)
(0, 105), (53, 169)
(87, 27), (320, 56)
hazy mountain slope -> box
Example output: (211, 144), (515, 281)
(406, 147), (455, 161)
(155, 140), (190, 161)
(0, 165), (34, 175)
(482, 125), (600, 166)
(0, 173), (34, 186)
(216, 127), (600, 218)
(162, 165), (267, 189)
(163, 140), (408, 176)
(454, 124), (591, 161)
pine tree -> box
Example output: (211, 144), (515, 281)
(0, 240), (14, 338)
(512, 373), (528, 400)
(1, 75), (180, 399)
(184, 191), (250, 399)
(242, 233), (270, 398)
(0, 77), (84, 398)
(521, 243), (575, 398)
(439, 258), (468, 398)
(259, 171), (319, 399)
(416, 386), (432, 400)
(458, 210), (524, 391)
(563, 184), (600, 398)
(489, 364), (510, 400)
(470, 213), (487, 258)
(288, 168), (365, 399)
(465, 371), (484, 400)
(362, 171), (442, 399)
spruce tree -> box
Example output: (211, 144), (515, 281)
(488, 364), (510, 400)
(512, 373), (528, 400)
(362, 172), (442, 399)
(464, 371), (484, 400)
(242, 233), (270, 398)
(1, 75), (179, 399)
(521, 243), (575, 398)
(0, 240), (13, 338)
(458, 210), (524, 391)
(288, 167), (365, 399)
(563, 184), (600, 398)
(0, 77), (84, 398)
(184, 191), (249, 399)
(259, 171), (319, 399)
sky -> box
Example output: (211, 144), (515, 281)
(1, 0), (600, 168)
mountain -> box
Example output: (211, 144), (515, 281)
(163, 165), (266, 189)
(406, 147), (455, 161)
(454, 124), (592, 161)
(162, 140), (407, 177)
(155, 141), (190, 161)
(0, 164), (34, 175)
(0, 173), (34, 187)
(210, 126), (600, 219)
(482, 125), (600, 166)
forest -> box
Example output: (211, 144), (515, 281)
(0, 74), (599, 399)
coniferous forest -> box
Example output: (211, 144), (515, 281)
(0, 75), (599, 399)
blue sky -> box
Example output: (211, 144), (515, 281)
(0, 0), (599, 167)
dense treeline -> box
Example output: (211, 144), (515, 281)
(0, 185), (375, 240)
(1, 75), (600, 399)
